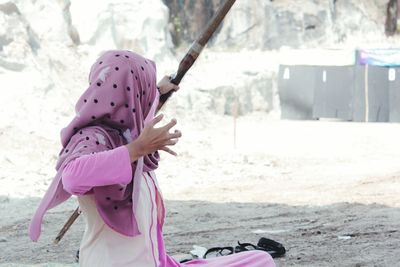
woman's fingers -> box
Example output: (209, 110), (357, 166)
(152, 116), (177, 131)
(151, 114), (164, 127)
(167, 76), (179, 91)
(160, 146), (177, 156)
(170, 84), (179, 91)
(158, 75), (180, 95)
(165, 139), (178, 146)
(138, 114), (181, 156)
(168, 130), (182, 139)
(161, 118), (177, 131)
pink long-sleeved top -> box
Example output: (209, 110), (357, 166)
(61, 146), (275, 267)
(62, 146), (132, 196)
(62, 146), (165, 266)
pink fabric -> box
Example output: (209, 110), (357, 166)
(29, 49), (276, 267)
(155, 223), (275, 267)
(55, 124), (274, 267)
(179, 251), (275, 267)
(62, 146), (132, 195)
(29, 50), (161, 241)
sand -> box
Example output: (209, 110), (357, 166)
(1, 115), (400, 266)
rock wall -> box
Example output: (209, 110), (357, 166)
(0, 0), (176, 138)
(1, 0), (400, 135)
(70, 0), (174, 62)
(162, 0), (223, 47)
(164, 0), (397, 50)
(163, 50), (280, 119)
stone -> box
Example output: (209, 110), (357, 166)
(69, 0), (174, 62)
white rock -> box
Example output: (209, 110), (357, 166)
(13, 0), (74, 45)
(70, 0), (174, 62)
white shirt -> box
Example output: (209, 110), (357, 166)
(78, 172), (160, 267)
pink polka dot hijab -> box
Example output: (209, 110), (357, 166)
(29, 50), (161, 241)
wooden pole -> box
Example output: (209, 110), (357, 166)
(157, 0), (237, 111)
(54, 207), (81, 244)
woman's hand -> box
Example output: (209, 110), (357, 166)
(157, 75), (179, 95)
(125, 114), (182, 162)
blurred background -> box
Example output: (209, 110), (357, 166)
(1, 0), (400, 266)
(3, 0), (400, 130)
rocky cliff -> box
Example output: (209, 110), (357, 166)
(164, 0), (396, 50)
(0, 0), (399, 136)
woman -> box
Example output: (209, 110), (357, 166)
(29, 50), (275, 267)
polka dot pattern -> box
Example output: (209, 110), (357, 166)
(55, 50), (161, 237)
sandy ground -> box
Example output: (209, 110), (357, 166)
(1, 115), (400, 266)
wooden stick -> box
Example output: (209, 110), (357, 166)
(157, 0), (237, 111)
(54, 207), (81, 244)
(54, 0), (237, 244)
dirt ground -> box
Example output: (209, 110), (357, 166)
(1, 116), (400, 266)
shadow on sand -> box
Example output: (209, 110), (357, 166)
(0, 197), (399, 266)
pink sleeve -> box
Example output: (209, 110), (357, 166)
(62, 145), (132, 196)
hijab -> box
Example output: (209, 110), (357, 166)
(29, 50), (161, 240)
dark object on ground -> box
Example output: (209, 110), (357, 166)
(256, 237), (286, 258)
(203, 237), (286, 259)
(204, 246), (235, 258)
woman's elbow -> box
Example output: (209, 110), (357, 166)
(62, 173), (79, 195)
(62, 164), (85, 195)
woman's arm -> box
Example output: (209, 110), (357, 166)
(62, 146), (132, 195)
(62, 115), (182, 196)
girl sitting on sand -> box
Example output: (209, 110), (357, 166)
(29, 50), (275, 267)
